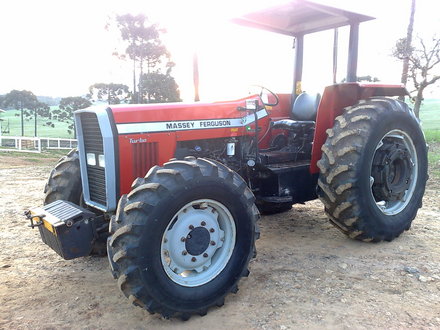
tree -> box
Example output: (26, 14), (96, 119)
(88, 83), (130, 104)
(53, 97), (92, 137)
(140, 72), (181, 103)
(2, 90), (38, 136)
(112, 13), (178, 103)
(26, 102), (50, 137)
(393, 36), (440, 117)
(401, 0), (416, 88)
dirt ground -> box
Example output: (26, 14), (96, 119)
(1, 153), (439, 329)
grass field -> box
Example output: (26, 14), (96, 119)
(0, 109), (74, 138)
(419, 99), (440, 131)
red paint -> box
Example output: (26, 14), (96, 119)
(112, 94), (292, 195)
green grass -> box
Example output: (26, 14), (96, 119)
(418, 99), (440, 146)
(424, 129), (440, 143)
(0, 110), (74, 138)
(419, 99), (440, 131)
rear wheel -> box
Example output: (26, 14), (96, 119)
(107, 157), (259, 319)
(317, 97), (428, 242)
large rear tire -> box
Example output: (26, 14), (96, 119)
(317, 97), (428, 242)
(107, 157), (259, 319)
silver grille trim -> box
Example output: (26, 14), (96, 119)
(74, 106), (117, 212)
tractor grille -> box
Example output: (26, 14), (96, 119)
(80, 113), (107, 206)
(132, 142), (158, 180)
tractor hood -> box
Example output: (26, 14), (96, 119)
(107, 97), (267, 135)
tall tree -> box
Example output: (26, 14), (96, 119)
(2, 90), (38, 136)
(140, 71), (181, 103)
(112, 14), (175, 103)
(401, 0), (416, 89)
(88, 83), (130, 104)
(24, 102), (50, 137)
(393, 36), (440, 117)
(53, 96), (92, 137)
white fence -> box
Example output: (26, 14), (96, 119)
(0, 136), (77, 153)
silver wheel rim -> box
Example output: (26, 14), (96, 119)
(160, 199), (236, 287)
(370, 129), (418, 215)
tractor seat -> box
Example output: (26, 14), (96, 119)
(272, 119), (315, 130)
(291, 92), (321, 121)
(272, 92), (320, 131)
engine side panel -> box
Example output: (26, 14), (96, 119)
(111, 97), (288, 196)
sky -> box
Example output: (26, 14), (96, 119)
(0, 0), (438, 101)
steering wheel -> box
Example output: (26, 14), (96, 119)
(254, 85), (279, 107)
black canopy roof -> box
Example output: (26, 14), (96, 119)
(232, 0), (374, 36)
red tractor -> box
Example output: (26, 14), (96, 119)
(27, 0), (428, 320)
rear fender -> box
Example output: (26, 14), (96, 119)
(310, 83), (409, 173)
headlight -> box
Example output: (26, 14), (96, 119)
(86, 153), (96, 166)
(98, 154), (105, 168)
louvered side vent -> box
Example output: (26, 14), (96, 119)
(80, 113), (107, 206)
(132, 142), (158, 180)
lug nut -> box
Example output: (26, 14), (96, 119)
(210, 241), (216, 246)
(189, 225), (194, 230)
(180, 237), (186, 242)
(191, 257), (197, 262)
(203, 253), (208, 258)
(182, 250), (188, 256)
(209, 228), (215, 233)
(201, 221), (206, 226)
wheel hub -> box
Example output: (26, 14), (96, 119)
(369, 130), (418, 216)
(372, 138), (413, 202)
(185, 227), (211, 256)
(161, 199), (235, 287)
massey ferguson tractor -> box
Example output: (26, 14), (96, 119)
(27, 0), (428, 320)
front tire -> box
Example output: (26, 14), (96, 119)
(317, 98), (428, 242)
(107, 157), (259, 319)
(44, 149), (82, 205)
(44, 149), (107, 255)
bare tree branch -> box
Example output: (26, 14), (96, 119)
(393, 32), (440, 117)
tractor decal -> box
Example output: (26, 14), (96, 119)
(116, 108), (268, 134)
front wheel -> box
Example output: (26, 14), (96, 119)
(107, 157), (259, 319)
(317, 97), (428, 242)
